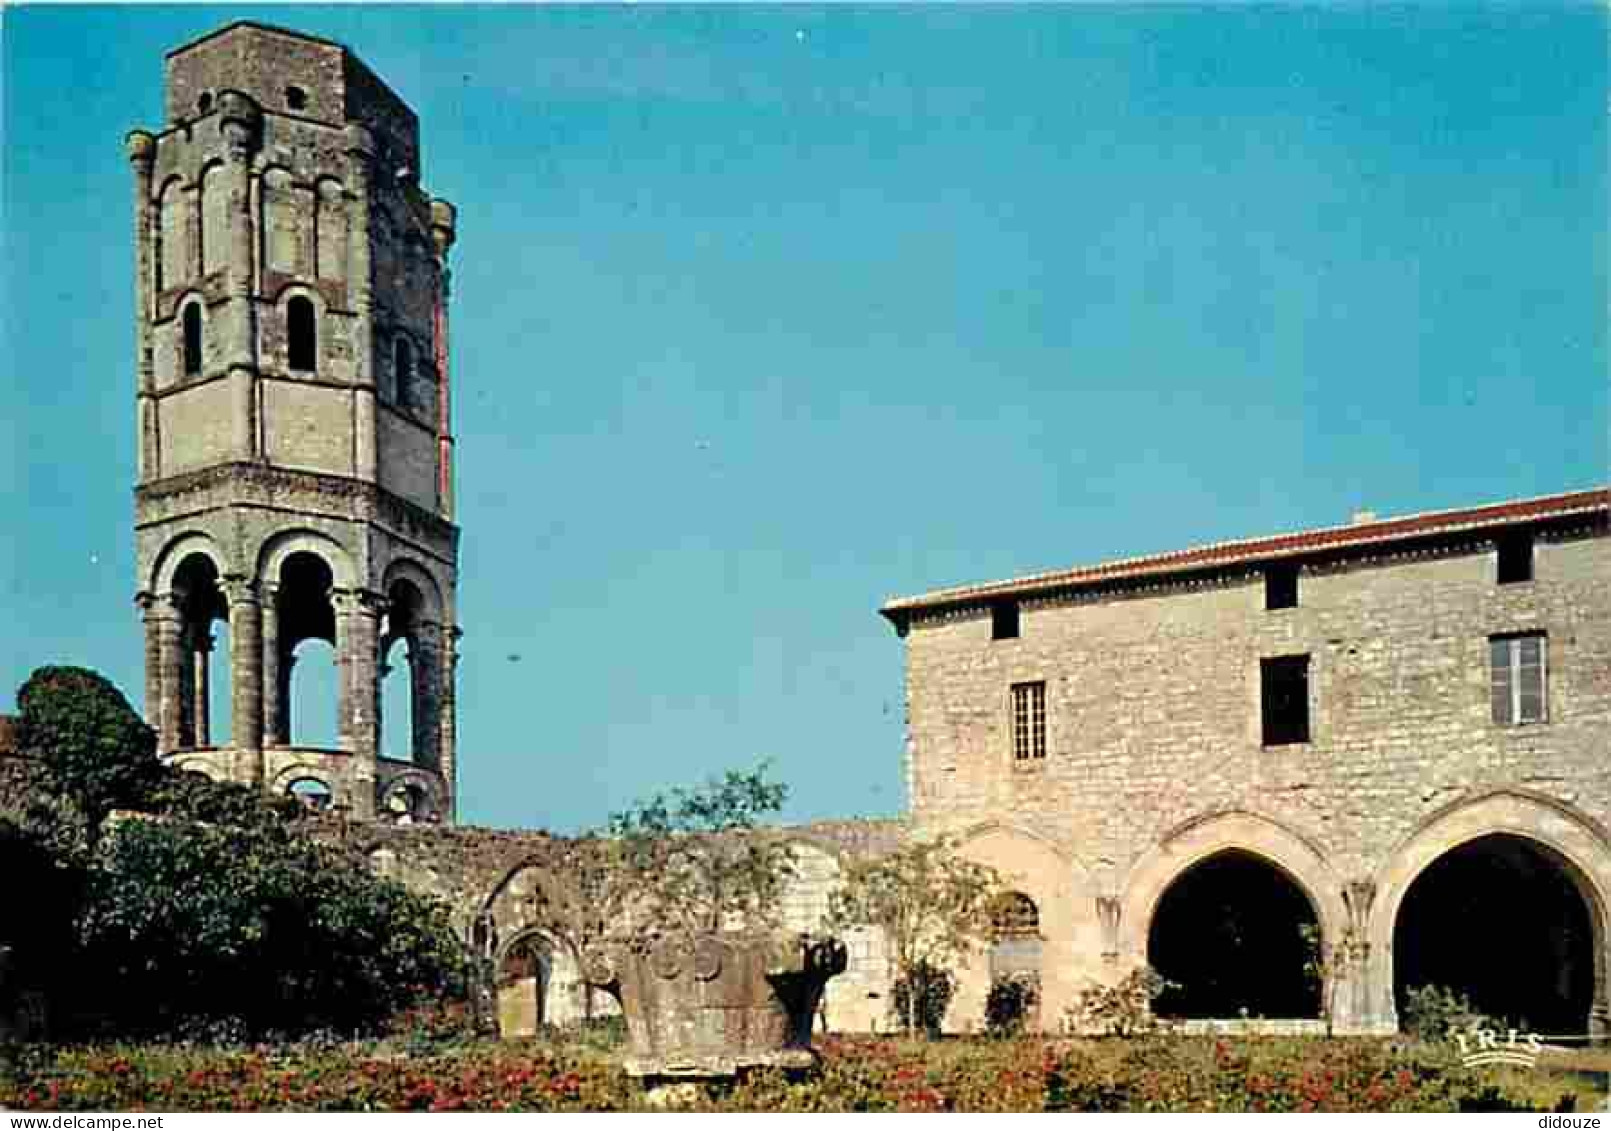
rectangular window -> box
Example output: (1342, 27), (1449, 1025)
(992, 600), (1020, 641)
(1497, 532), (1534, 585)
(1261, 655), (1310, 746)
(1011, 681), (1046, 762)
(1265, 563), (1299, 610)
(1490, 633), (1547, 725)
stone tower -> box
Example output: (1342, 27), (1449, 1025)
(126, 22), (460, 821)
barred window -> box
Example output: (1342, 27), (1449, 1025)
(1011, 681), (1046, 762)
(1491, 633), (1546, 725)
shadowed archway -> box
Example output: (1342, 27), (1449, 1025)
(1394, 833), (1594, 1036)
(1148, 849), (1321, 1019)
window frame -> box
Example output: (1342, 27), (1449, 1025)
(1490, 632), (1547, 726)
(1010, 680), (1047, 765)
(1260, 654), (1311, 747)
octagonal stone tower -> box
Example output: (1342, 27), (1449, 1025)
(126, 22), (461, 821)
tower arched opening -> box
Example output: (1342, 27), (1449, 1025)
(1393, 833), (1595, 1037)
(171, 553), (230, 749)
(381, 576), (435, 768)
(1147, 849), (1321, 1019)
(274, 551), (339, 748)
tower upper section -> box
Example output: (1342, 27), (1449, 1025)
(164, 22), (420, 178)
(127, 21), (459, 520)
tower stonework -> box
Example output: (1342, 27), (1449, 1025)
(127, 22), (461, 821)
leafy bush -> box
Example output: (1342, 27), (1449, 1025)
(985, 973), (1039, 1036)
(1071, 966), (1178, 1037)
(890, 961), (954, 1039)
(1400, 984), (1499, 1042)
(70, 815), (466, 1041)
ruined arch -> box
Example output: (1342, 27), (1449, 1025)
(947, 820), (1094, 1032)
(1368, 791), (1611, 1035)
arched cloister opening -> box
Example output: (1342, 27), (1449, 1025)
(171, 553), (230, 749)
(497, 933), (553, 1037)
(1148, 850), (1321, 1019)
(1394, 834), (1595, 1037)
(274, 551), (339, 747)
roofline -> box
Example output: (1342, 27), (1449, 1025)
(880, 485), (1609, 626)
(166, 20), (348, 60)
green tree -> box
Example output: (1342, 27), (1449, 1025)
(75, 815), (466, 1040)
(14, 667), (162, 844)
(825, 836), (1001, 1036)
(604, 763), (795, 934)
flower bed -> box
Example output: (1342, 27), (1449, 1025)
(2, 1035), (1591, 1112)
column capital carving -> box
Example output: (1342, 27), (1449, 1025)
(332, 587), (388, 616)
(219, 574), (261, 607)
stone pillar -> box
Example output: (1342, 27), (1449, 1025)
(260, 585), (282, 746)
(430, 200), (457, 519)
(137, 593), (163, 732)
(225, 578), (263, 785)
(191, 627), (212, 748)
(412, 624), (442, 771)
(439, 626), (461, 821)
(218, 92), (261, 462)
(126, 130), (158, 482)
(336, 588), (383, 819)
(346, 125), (378, 482)
(154, 595), (185, 753)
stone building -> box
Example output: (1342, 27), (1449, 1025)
(880, 488), (1610, 1036)
(125, 23), (461, 821)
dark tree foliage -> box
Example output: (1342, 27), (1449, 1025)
(73, 816), (467, 1041)
(14, 667), (163, 842)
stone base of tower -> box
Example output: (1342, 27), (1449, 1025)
(164, 745), (451, 824)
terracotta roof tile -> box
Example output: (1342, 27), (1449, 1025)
(881, 486), (1608, 620)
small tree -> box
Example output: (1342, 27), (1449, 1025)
(15, 667), (163, 845)
(604, 763), (796, 935)
(825, 835), (1001, 1036)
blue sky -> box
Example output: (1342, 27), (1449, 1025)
(2, 4), (1606, 832)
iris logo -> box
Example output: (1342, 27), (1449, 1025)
(1452, 1027), (1545, 1069)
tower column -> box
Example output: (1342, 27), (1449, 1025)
(260, 584), (282, 747)
(126, 131), (158, 482)
(191, 627), (212, 747)
(410, 624), (441, 771)
(335, 587), (383, 818)
(224, 577), (264, 785)
(154, 594), (185, 753)
(137, 592), (163, 732)
(218, 91), (261, 462)
(439, 626), (461, 820)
